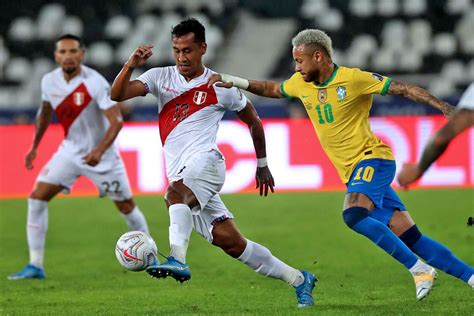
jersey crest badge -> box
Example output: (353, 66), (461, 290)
(193, 91), (207, 105)
(73, 92), (85, 106)
(318, 89), (327, 103)
(336, 86), (346, 101)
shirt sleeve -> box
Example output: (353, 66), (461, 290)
(136, 68), (161, 97)
(96, 78), (116, 110)
(352, 68), (392, 96)
(280, 73), (300, 100)
(457, 83), (474, 110)
(40, 76), (50, 103)
(218, 87), (248, 112)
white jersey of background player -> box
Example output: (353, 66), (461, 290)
(8, 34), (150, 281)
(111, 18), (317, 308)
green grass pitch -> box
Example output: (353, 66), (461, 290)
(1, 189), (473, 315)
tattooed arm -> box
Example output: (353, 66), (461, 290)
(387, 80), (454, 117)
(245, 80), (285, 99)
(397, 108), (474, 187)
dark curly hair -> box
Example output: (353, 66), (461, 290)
(171, 18), (206, 43)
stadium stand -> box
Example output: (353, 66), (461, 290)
(0, 0), (472, 123)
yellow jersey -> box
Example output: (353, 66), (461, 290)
(281, 65), (394, 183)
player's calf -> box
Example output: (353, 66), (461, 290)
(342, 206), (418, 269)
(236, 239), (316, 307)
(400, 225), (474, 286)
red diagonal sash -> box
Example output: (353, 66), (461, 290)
(55, 83), (92, 136)
(159, 83), (217, 143)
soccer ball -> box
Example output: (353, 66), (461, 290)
(115, 231), (157, 271)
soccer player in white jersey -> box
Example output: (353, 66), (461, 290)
(8, 34), (150, 280)
(111, 18), (316, 307)
(398, 82), (474, 188)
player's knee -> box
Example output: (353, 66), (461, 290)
(164, 188), (183, 206)
(343, 207), (370, 228)
(29, 190), (51, 201)
(115, 199), (135, 214)
(399, 225), (422, 249)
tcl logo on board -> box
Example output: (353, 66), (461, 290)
(0, 116), (472, 197)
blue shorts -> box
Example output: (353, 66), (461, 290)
(346, 158), (406, 225)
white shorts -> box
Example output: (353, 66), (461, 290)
(37, 149), (133, 201)
(191, 194), (234, 243)
(171, 149), (233, 242)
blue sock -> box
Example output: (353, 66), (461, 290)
(400, 225), (474, 283)
(343, 207), (418, 269)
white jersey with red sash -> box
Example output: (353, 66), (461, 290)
(137, 66), (247, 180)
(41, 65), (119, 171)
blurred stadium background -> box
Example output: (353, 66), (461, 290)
(1, 0), (473, 123)
(1, 2), (473, 314)
(0, 0), (473, 196)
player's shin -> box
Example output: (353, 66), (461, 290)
(400, 225), (474, 283)
(27, 198), (48, 268)
(343, 207), (418, 269)
(121, 206), (149, 233)
(168, 203), (193, 263)
(237, 239), (304, 287)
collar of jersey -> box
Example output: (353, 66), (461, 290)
(313, 64), (339, 88)
(176, 66), (208, 84)
(60, 65), (84, 84)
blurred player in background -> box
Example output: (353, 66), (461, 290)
(8, 34), (150, 280)
(111, 18), (316, 308)
(209, 29), (474, 299)
(398, 82), (474, 187)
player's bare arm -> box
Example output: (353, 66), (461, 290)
(26, 101), (53, 169)
(387, 80), (455, 117)
(397, 108), (474, 187)
(207, 74), (284, 99)
(236, 101), (275, 196)
(82, 105), (123, 166)
(111, 45), (153, 101)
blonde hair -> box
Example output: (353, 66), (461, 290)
(291, 29), (333, 59)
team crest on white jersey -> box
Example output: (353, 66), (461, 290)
(193, 91), (207, 105)
(73, 92), (85, 106)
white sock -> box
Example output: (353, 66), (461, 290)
(121, 206), (149, 233)
(168, 203), (193, 264)
(409, 259), (429, 274)
(468, 275), (474, 287)
(237, 239), (304, 287)
(27, 198), (48, 269)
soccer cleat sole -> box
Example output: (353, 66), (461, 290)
(7, 275), (45, 280)
(146, 267), (191, 283)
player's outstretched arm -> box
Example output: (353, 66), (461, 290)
(387, 80), (455, 117)
(397, 108), (474, 187)
(111, 45), (153, 101)
(236, 101), (275, 196)
(82, 105), (123, 166)
(207, 74), (285, 99)
(25, 101), (53, 169)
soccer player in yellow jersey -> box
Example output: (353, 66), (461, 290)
(208, 29), (474, 299)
